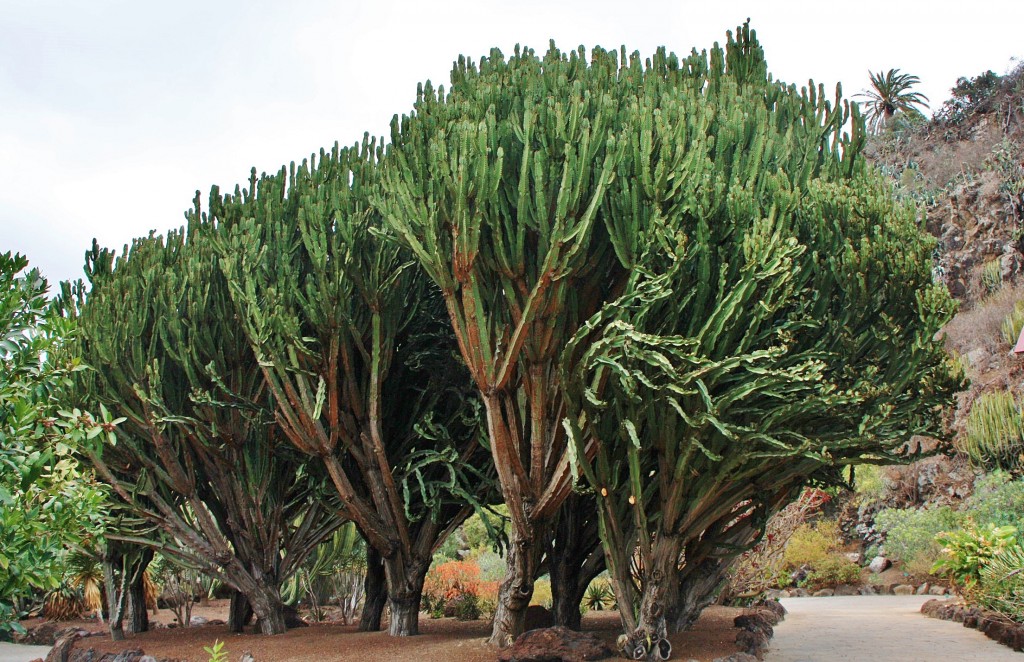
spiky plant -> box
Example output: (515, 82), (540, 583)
(66, 549), (105, 619)
(857, 68), (930, 133)
(959, 391), (1024, 473)
(43, 585), (84, 621)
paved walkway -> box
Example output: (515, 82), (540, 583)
(0, 642), (51, 662)
(764, 595), (1021, 661)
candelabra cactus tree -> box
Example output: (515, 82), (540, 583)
(379, 42), (644, 645)
(63, 228), (343, 635)
(212, 139), (492, 636)
(559, 24), (962, 660)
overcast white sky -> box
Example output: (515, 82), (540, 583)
(3, 0), (1021, 287)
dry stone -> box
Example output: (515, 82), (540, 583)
(497, 626), (613, 662)
(868, 556), (891, 573)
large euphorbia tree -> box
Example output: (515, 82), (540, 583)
(560, 25), (961, 660)
(379, 43), (640, 644)
(65, 230), (342, 635)
(212, 140), (492, 636)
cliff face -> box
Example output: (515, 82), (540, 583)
(866, 67), (1023, 305)
(850, 65), (1024, 511)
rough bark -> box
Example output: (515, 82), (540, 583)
(382, 554), (429, 637)
(548, 494), (604, 630)
(359, 547), (388, 632)
(124, 550), (153, 634)
(620, 536), (681, 662)
(228, 590), (253, 633)
(125, 578), (149, 634)
(102, 556), (127, 642)
(247, 582), (288, 635)
(489, 523), (545, 647)
(669, 558), (729, 633)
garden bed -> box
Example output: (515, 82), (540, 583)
(28, 602), (750, 662)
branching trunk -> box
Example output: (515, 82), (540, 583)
(620, 536), (680, 662)
(489, 523), (545, 647)
(228, 590), (253, 633)
(548, 494), (604, 630)
(382, 554), (429, 636)
(360, 547), (387, 631)
(669, 558), (729, 633)
(247, 583), (288, 636)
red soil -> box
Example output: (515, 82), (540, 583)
(27, 601), (746, 661)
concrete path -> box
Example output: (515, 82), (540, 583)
(0, 642), (50, 662)
(764, 595), (1021, 661)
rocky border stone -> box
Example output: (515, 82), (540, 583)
(767, 582), (950, 599)
(731, 599), (786, 660)
(921, 598), (1024, 652)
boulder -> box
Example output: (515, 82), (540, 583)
(712, 655), (759, 662)
(750, 599), (786, 623)
(812, 588), (834, 597)
(893, 584), (915, 595)
(915, 583), (930, 595)
(844, 552), (864, 565)
(497, 626), (614, 662)
(858, 585), (877, 595)
(868, 556), (891, 573)
(735, 629), (769, 658)
(928, 585), (948, 596)
(734, 612), (773, 638)
(789, 588), (809, 598)
(834, 584), (858, 596)
(45, 631), (83, 662)
(16, 621), (62, 645)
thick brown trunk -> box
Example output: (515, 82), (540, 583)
(383, 554), (428, 636)
(359, 546), (387, 632)
(125, 550), (153, 634)
(228, 590), (253, 633)
(548, 495), (604, 630)
(550, 573), (586, 631)
(125, 579), (149, 634)
(489, 523), (544, 647)
(248, 584), (288, 635)
(620, 536), (681, 662)
(669, 558), (729, 633)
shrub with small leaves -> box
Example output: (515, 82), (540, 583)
(933, 523), (1018, 589)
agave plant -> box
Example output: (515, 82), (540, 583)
(583, 580), (615, 611)
(857, 68), (930, 133)
(66, 549), (105, 621)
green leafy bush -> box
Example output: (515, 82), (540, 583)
(965, 472), (1024, 532)
(933, 523), (1017, 588)
(959, 391), (1024, 473)
(875, 506), (963, 568)
(805, 556), (861, 590)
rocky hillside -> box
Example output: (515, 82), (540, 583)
(846, 63), (1024, 531)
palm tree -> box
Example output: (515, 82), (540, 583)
(857, 68), (930, 132)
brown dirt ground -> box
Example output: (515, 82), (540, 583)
(27, 600), (746, 661)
